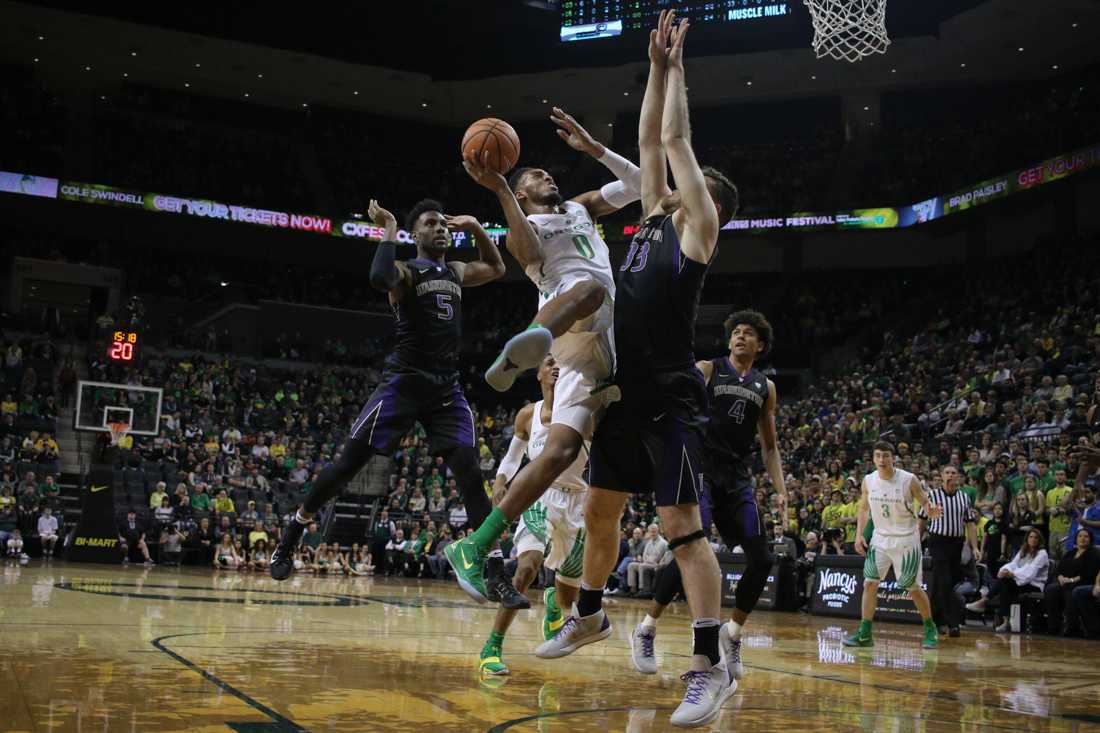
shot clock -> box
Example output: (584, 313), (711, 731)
(108, 331), (140, 362)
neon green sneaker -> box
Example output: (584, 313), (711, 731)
(445, 537), (488, 603)
(480, 637), (509, 676)
(843, 621), (873, 647)
(921, 621), (939, 649)
(542, 587), (564, 641)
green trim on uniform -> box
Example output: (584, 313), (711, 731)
(863, 547), (880, 580)
(556, 528), (586, 580)
(521, 502), (549, 545)
(897, 547), (921, 589)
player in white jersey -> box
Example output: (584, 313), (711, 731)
(449, 108), (641, 603)
(844, 440), (943, 650)
(478, 355), (589, 676)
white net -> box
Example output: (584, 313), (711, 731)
(107, 421), (131, 447)
(804, 0), (890, 63)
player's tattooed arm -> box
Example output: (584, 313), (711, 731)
(553, 106), (641, 219)
(367, 199), (411, 294)
(445, 215), (506, 287)
(639, 9), (673, 218)
(492, 405), (534, 504)
(462, 150), (543, 268)
(758, 379), (787, 526)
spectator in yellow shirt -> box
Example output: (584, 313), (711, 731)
(840, 482), (861, 544)
(0, 395), (16, 415)
(148, 481), (168, 510)
(820, 490), (847, 534)
(270, 440), (287, 460)
(1046, 468), (1074, 550)
(35, 434), (60, 462)
(213, 489), (235, 515)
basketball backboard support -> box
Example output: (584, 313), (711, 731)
(74, 380), (163, 436)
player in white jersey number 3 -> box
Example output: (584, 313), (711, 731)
(448, 106), (642, 603)
(844, 440), (943, 649)
(478, 355), (589, 676)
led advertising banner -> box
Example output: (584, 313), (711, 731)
(3, 141), (1097, 244)
(1, 171), (58, 199)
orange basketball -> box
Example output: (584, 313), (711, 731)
(461, 118), (521, 175)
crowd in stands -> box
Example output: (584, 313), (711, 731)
(0, 331), (68, 559)
(858, 70), (1100, 207)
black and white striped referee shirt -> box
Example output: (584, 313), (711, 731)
(924, 489), (976, 538)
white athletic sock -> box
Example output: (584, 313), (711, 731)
(488, 548), (503, 559)
(728, 620), (743, 639)
(641, 614), (658, 630)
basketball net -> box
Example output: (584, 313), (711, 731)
(804, 0), (890, 63)
(107, 421), (131, 447)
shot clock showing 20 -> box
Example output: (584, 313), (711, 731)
(108, 331), (139, 362)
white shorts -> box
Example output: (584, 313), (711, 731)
(864, 532), (923, 590)
(540, 275), (615, 438)
(514, 486), (587, 587)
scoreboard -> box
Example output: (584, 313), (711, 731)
(561, 1), (795, 41)
(108, 330), (140, 362)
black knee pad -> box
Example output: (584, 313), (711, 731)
(668, 529), (707, 552)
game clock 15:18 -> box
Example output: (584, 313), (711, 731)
(108, 331), (139, 361)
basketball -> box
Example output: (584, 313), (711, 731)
(461, 118), (521, 175)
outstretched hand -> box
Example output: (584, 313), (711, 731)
(667, 16), (690, 67)
(462, 150), (509, 194)
(648, 9), (675, 67)
(551, 107), (603, 157)
(444, 214), (480, 234)
(367, 199), (397, 241)
(927, 504), (944, 520)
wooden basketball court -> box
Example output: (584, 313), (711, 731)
(2, 562), (1098, 732)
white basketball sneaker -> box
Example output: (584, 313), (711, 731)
(669, 662), (737, 727)
(535, 606), (612, 659)
(719, 622), (745, 680)
(630, 623), (658, 674)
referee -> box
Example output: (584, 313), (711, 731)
(924, 465), (980, 637)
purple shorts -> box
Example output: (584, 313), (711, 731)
(350, 371), (475, 454)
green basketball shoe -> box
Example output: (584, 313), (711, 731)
(921, 620), (939, 649)
(479, 636), (509, 676)
(445, 536), (488, 603)
(843, 621), (874, 648)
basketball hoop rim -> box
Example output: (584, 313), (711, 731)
(107, 421), (131, 446)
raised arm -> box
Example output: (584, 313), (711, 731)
(367, 199), (411, 295)
(639, 10), (674, 217)
(444, 215), (506, 288)
(661, 19), (719, 264)
(758, 380), (788, 526)
(552, 107), (641, 219)
(462, 151), (542, 268)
